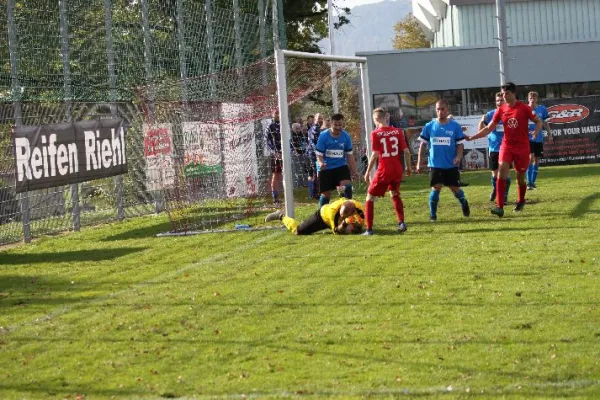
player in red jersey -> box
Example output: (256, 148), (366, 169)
(466, 82), (542, 217)
(362, 108), (412, 235)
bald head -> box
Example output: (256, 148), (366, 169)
(339, 201), (356, 219)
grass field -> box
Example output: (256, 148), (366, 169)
(1, 164), (599, 399)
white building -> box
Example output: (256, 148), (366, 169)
(358, 0), (600, 123)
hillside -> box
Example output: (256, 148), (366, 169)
(320, 0), (412, 56)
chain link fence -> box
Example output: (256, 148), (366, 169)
(0, 0), (280, 245)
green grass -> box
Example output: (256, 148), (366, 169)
(0, 164), (599, 399)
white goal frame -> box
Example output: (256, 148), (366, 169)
(275, 49), (373, 218)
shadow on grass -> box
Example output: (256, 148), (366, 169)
(570, 192), (600, 218)
(102, 219), (175, 241)
(0, 247), (148, 265)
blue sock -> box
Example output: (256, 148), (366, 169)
(429, 190), (440, 218)
(505, 177), (511, 202)
(319, 195), (330, 208)
(527, 165), (534, 185)
(454, 189), (467, 206)
(272, 190), (278, 201)
(308, 181), (314, 198)
(532, 165), (539, 185)
(344, 184), (352, 199)
(491, 176), (497, 197)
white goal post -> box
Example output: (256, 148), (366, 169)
(274, 49), (374, 218)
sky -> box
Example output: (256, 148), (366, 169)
(340, 0), (390, 9)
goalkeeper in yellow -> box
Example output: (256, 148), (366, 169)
(264, 198), (365, 235)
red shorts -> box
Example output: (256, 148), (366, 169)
(368, 174), (402, 197)
(499, 145), (530, 172)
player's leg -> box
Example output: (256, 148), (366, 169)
(294, 210), (328, 235)
(317, 168), (336, 207)
(428, 169), (443, 221)
(307, 155), (317, 199)
(489, 151), (499, 202)
(527, 143), (535, 189)
(531, 143), (542, 188)
(513, 149), (530, 211)
(337, 165), (353, 199)
(270, 158), (282, 204)
(447, 168), (470, 217)
(364, 177), (386, 235)
(491, 148), (513, 217)
(389, 182), (407, 232)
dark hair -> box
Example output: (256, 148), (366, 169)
(495, 91), (502, 98)
(307, 115), (314, 119)
(501, 82), (517, 93)
(331, 113), (345, 121)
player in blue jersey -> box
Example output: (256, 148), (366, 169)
(265, 109), (282, 204)
(479, 92), (511, 203)
(527, 91), (553, 189)
(306, 113), (324, 199)
(315, 113), (357, 208)
(416, 99), (470, 221)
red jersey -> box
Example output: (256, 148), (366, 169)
(370, 126), (408, 179)
(492, 101), (537, 147)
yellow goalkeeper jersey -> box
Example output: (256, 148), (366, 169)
(320, 197), (365, 233)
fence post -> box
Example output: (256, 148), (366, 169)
(7, 0), (31, 243)
(59, 0), (81, 231)
(104, 0), (125, 220)
(205, 0), (216, 97)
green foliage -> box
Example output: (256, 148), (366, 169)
(393, 12), (431, 50)
(1, 165), (600, 398)
(284, 0), (351, 53)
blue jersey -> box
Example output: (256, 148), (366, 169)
(528, 104), (549, 143)
(484, 109), (504, 153)
(306, 123), (321, 158)
(420, 119), (465, 169)
(315, 129), (353, 172)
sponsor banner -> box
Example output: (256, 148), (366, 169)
(221, 104), (259, 198)
(463, 148), (488, 170)
(541, 96), (600, 165)
(13, 119), (127, 193)
(181, 122), (223, 178)
(452, 115), (489, 150)
(143, 123), (175, 191)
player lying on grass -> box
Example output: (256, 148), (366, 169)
(264, 198), (364, 235)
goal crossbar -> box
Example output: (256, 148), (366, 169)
(275, 49), (373, 218)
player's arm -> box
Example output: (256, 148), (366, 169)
(454, 142), (464, 166)
(468, 121), (497, 141)
(403, 148), (412, 176)
(478, 114), (487, 130)
(531, 115), (543, 138)
(544, 120), (554, 144)
(364, 151), (378, 183)
(346, 151), (357, 178)
(416, 140), (427, 173)
(315, 134), (326, 170)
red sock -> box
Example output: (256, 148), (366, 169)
(496, 178), (506, 208)
(365, 200), (374, 230)
(392, 195), (404, 223)
(518, 183), (527, 203)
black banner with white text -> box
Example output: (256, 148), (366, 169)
(13, 119), (127, 193)
(542, 96), (600, 166)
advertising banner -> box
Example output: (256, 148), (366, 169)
(143, 123), (175, 191)
(13, 118), (127, 193)
(541, 96), (600, 165)
(181, 122), (223, 178)
(221, 103), (259, 198)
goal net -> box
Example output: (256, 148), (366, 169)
(135, 50), (372, 234)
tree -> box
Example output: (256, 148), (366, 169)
(283, 0), (351, 53)
(393, 13), (430, 50)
